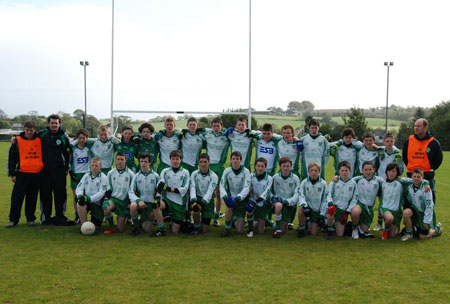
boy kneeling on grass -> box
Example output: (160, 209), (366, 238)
(102, 152), (135, 235)
(326, 161), (357, 240)
(155, 150), (190, 235)
(128, 153), (166, 237)
(76, 158), (108, 232)
(271, 157), (301, 239)
(219, 151), (252, 237)
(401, 168), (442, 241)
(189, 153), (219, 235)
(297, 162), (328, 237)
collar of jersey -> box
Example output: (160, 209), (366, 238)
(280, 172), (292, 180)
(308, 176), (320, 184)
(140, 169), (154, 176)
(255, 172), (267, 181)
(232, 166), (242, 175)
(339, 177), (351, 183)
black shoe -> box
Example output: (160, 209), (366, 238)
(363, 232), (375, 238)
(130, 228), (141, 236)
(60, 220), (76, 226)
(153, 230), (167, 237)
(273, 231), (281, 239)
(296, 229), (306, 238)
(326, 231), (334, 240)
(220, 230), (232, 237)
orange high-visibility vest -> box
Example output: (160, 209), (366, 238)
(17, 136), (43, 173)
(407, 135), (434, 173)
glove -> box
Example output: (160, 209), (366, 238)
(327, 205), (336, 216)
(245, 200), (257, 212)
(195, 127), (204, 134)
(132, 136), (140, 144)
(150, 200), (160, 209)
(225, 127), (234, 136)
(296, 140), (304, 152)
(78, 196), (86, 206)
(190, 198), (197, 203)
(69, 171), (77, 182)
(191, 201), (202, 212)
(245, 129), (255, 137)
(156, 182), (168, 194)
(224, 197), (236, 208)
(340, 212), (348, 225)
(278, 197), (285, 204)
(330, 145), (337, 155)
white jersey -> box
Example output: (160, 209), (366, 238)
(250, 173), (273, 206)
(271, 172), (301, 207)
(330, 140), (362, 178)
(277, 139), (300, 171)
(88, 136), (118, 169)
(203, 128), (229, 165)
(159, 167), (190, 205)
(298, 177), (328, 215)
(75, 172), (108, 205)
(228, 130), (254, 167)
(255, 134), (281, 174)
(190, 169), (218, 203)
(357, 146), (379, 175)
(300, 134), (330, 179)
(327, 178), (357, 212)
(70, 144), (91, 174)
(379, 178), (412, 211)
(180, 131), (204, 167)
(352, 175), (383, 208)
(406, 181), (434, 224)
(154, 131), (180, 166)
(220, 166), (251, 199)
(106, 167), (135, 201)
(128, 170), (160, 203)
(378, 146), (404, 178)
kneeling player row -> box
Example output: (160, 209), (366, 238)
(75, 150), (442, 240)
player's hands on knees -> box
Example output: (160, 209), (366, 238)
(138, 201), (146, 209)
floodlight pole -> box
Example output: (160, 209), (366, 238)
(110, 0), (115, 132)
(384, 61), (393, 133)
(80, 61), (89, 128)
(248, 0), (252, 129)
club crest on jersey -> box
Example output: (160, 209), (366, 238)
(102, 185), (107, 190)
(96, 182), (99, 187)
(289, 183), (294, 187)
(318, 142), (323, 147)
(56, 139), (61, 145)
(418, 195), (423, 201)
(125, 177), (129, 182)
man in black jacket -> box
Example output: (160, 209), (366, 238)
(38, 114), (73, 225)
(402, 118), (443, 203)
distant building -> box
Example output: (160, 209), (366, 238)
(373, 130), (385, 144)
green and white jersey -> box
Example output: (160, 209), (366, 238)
(128, 170), (160, 203)
(159, 167), (190, 205)
(378, 146), (404, 178)
(255, 134), (282, 174)
(75, 172), (108, 205)
(190, 169), (218, 203)
(379, 178), (413, 211)
(298, 177), (328, 215)
(227, 129), (255, 168)
(87, 136), (119, 169)
(106, 167), (135, 201)
(136, 137), (159, 165)
(271, 172), (301, 207)
(406, 181), (434, 224)
(327, 178), (357, 212)
(300, 133), (330, 180)
(330, 139), (363, 178)
(154, 130), (180, 166)
(356, 146), (379, 176)
(180, 131), (204, 167)
(277, 139), (300, 172)
(352, 175), (383, 208)
(115, 141), (138, 172)
(250, 173), (273, 206)
(70, 144), (91, 174)
(220, 166), (251, 200)
(203, 128), (229, 165)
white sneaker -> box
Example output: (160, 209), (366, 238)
(373, 223), (382, 231)
(352, 228), (359, 239)
(213, 220), (220, 227)
(246, 230), (254, 238)
(401, 233), (413, 241)
(436, 222), (443, 236)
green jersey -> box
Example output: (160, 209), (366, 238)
(271, 172), (301, 207)
(277, 139), (300, 173)
(190, 169), (218, 203)
(180, 130), (204, 167)
(203, 128), (229, 165)
(330, 139), (363, 178)
(227, 129), (256, 169)
(136, 137), (159, 166)
(300, 133), (329, 180)
(154, 130), (180, 166)
(107, 167), (135, 201)
(220, 166), (251, 200)
(115, 140), (138, 172)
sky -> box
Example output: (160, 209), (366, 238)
(1, 0), (450, 120)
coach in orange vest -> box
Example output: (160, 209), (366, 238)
(402, 118), (443, 202)
(6, 121), (43, 227)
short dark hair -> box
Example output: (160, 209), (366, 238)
(199, 153), (210, 162)
(47, 114), (61, 123)
(230, 151), (242, 160)
(139, 153), (152, 163)
(383, 132), (395, 140)
(236, 118), (247, 124)
(362, 161), (375, 170)
(121, 125), (133, 133)
(211, 118), (222, 125)
(255, 157), (267, 167)
(363, 132), (375, 140)
(412, 168), (424, 176)
(338, 161), (351, 170)
(116, 152), (126, 159)
(23, 121), (36, 130)
(261, 123), (273, 132)
(187, 117), (198, 124)
(386, 162), (400, 179)
(341, 128), (355, 138)
(138, 123), (155, 134)
(308, 119), (320, 127)
(170, 150), (182, 159)
(76, 128), (89, 138)
(279, 157), (292, 166)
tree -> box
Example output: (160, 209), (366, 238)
(116, 115), (133, 132)
(287, 101), (303, 112)
(218, 114), (258, 129)
(412, 107), (426, 124)
(396, 122), (413, 148)
(303, 114), (314, 133)
(0, 120), (9, 129)
(342, 107), (368, 140)
(0, 109), (8, 120)
(428, 101), (450, 150)
(301, 100), (315, 111)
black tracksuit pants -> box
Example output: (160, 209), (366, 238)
(9, 172), (41, 224)
(40, 167), (67, 223)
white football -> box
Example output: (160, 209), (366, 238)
(80, 221), (96, 235)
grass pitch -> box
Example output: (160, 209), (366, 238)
(0, 142), (449, 303)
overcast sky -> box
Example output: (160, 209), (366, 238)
(1, 0), (450, 119)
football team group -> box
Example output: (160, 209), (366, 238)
(6, 114), (443, 241)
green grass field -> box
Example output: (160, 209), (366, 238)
(1, 142), (449, 303)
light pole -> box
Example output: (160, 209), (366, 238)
(384, 61), (393, 133)
(80, 61), (89, 128)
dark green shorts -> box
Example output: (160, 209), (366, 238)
(309, 211), (322, 224)
(254, 201), (271, 221)
(87, 202), (104, 223)
(381, 208), (402, 226)
(282, 205), (297, 222)
(334, 207), (347, 224)
(181, 162), (196, 174)
(101, 168), (112, 175)
(70, 173), (85, 190)
(110, 197), (130, 217)
(210, 164), (225, 181)
(356, 202), (374, 227)
(232, 199), (247, 218)
(164, 199), (186, 221)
